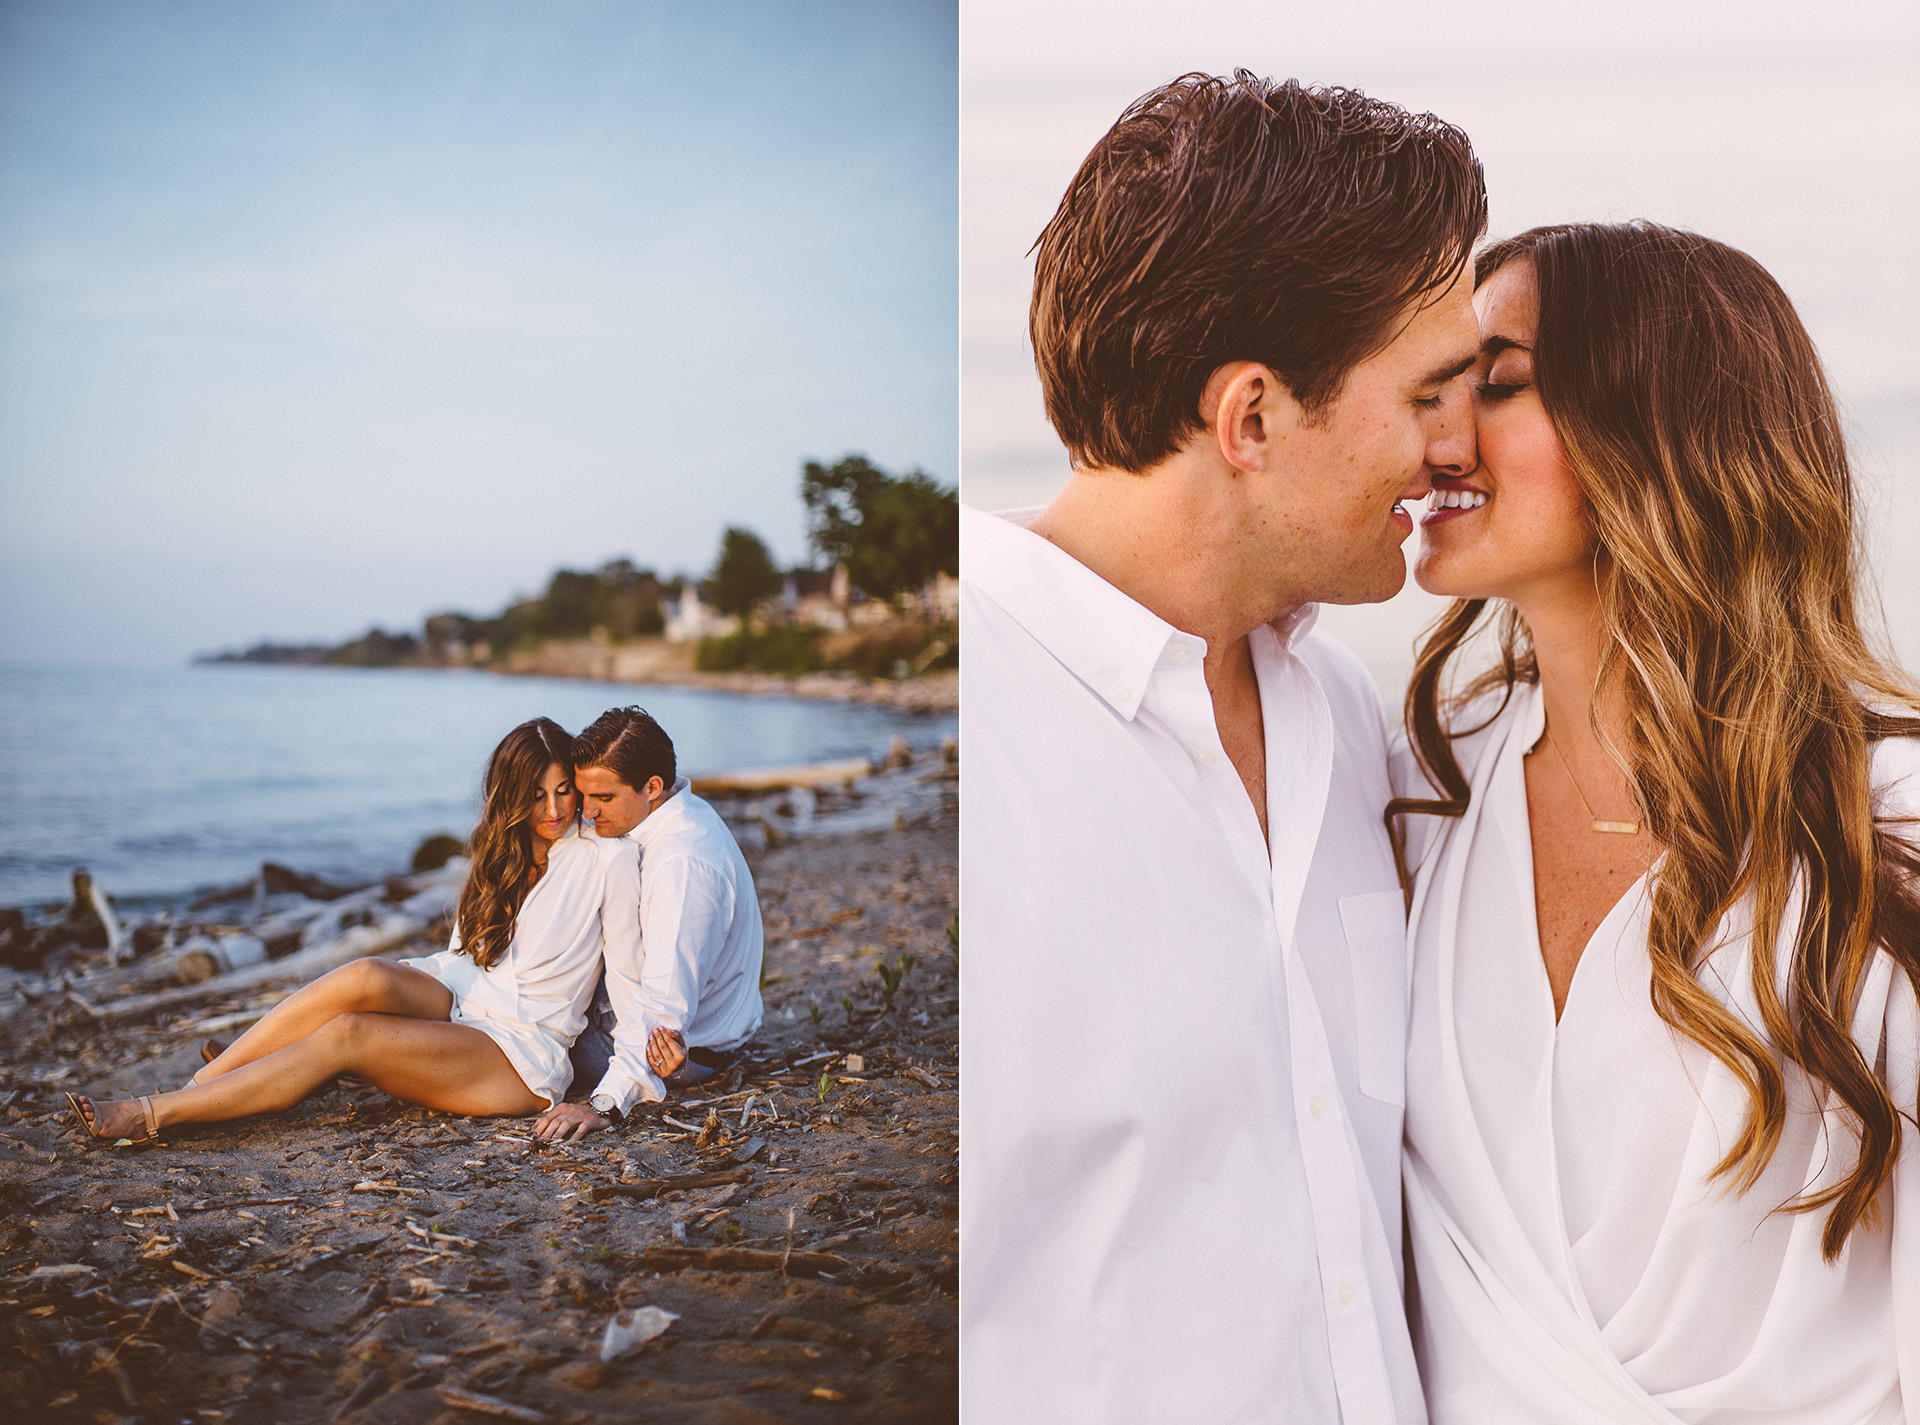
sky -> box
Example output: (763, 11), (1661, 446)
(0, 0), (957, 665)
(961, 0), (1920, 700)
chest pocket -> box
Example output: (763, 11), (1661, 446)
(1340, 890), (1408, 1106)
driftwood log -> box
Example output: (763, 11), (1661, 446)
(689, 757), (870, 795)
(629, 1245), (854, 1279)
(589, 1167), (753, 1203)
(92, 913), (426, 1022)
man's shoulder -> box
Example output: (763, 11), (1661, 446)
(639, 796), (748, 877)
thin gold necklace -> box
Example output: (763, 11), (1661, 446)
(1543, 723), (1641, 835)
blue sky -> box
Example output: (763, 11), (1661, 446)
(0, 0), (957, 664)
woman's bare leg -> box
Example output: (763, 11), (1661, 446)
(83, 1012), (542, 1138)
(192, 960), (452, 1085)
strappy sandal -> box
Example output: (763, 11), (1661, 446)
(200, 1038), (227, 1066)
(65, 1091), (159, 1145)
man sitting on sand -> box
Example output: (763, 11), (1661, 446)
(532, 706), (765, 1142)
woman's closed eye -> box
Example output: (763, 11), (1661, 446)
(1473, 379), (1527, 402)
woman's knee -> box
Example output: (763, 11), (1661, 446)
(332, 957), (406, 1010)
(313, 1010), (380, 1055)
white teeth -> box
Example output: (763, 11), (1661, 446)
(1430, 489), (1488, 510)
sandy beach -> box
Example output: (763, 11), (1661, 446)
(0, 769), (957, 1422)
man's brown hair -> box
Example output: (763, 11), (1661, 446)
(1030, 71), (1486, 473)
(574, 705), (675, 794)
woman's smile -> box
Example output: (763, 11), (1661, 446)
(1421, 474), (1490, 526)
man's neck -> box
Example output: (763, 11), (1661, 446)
(1027, 454), (1309, 675)
(1030, 455), (1284, 848)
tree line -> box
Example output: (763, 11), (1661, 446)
(199, 455), (957, 669)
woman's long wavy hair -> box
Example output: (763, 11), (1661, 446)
(453, 718), (577, 970)
(1391, 222), (1920, 1258)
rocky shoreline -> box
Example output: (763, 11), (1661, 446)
(491, 639), (958, 714)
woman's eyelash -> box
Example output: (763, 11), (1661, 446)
(1474, 381), (1525, 402)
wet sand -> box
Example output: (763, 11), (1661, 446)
(0, 804), (957, 1422)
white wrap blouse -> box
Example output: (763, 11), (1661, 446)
(1392, 681), (1920, 1424)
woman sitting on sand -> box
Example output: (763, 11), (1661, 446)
(66, 718), (638, 1141)
(1391, 222), (1920, 1420)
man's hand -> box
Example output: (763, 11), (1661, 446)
(647, 1027), (687, 1079)
(532, 1101), (609, 1142)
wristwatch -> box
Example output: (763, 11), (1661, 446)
(589, 1093), (622, 1120)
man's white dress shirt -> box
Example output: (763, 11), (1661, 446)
(960, 505), (1425, 1425)
(589, 778), (765, 1113)
(1392, 681), (1920, 1423)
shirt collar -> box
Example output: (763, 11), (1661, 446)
(964, 504), (1184, 720)
(627, 775), (693, 845)
(963, 503), (1322, 719)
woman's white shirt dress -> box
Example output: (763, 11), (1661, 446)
(401, 822), (639, 1109)
(1391, 681), (1920, 1424)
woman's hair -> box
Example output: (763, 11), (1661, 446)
(454, 718), (576, 970)
(1392, 221), (1920, 1258)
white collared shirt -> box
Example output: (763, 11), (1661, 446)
(959, 505), (1424, 1425)
(590, 778), (765, 1112)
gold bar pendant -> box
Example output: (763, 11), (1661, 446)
(1591, 819), (1640, 835)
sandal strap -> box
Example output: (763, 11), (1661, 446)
(138, 1095), (157, 1140)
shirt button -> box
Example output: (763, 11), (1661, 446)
(1167, 643), (1191, 664)
(1111, 684), (1131, 703)
(1309, 1095), (1327, 1119)
(1338, 1282), (1356, 1307)
(1193, 746), (1216, 765)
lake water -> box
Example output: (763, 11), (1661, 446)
(0, 665), (956, 908)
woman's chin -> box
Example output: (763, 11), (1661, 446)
(1411, 560), (1461, 599)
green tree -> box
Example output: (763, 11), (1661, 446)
(803, 454), (957, 611)
(708, 527), (783, 626)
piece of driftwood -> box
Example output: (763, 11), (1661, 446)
(689, 757), (871, 795)
(92, 913), (426, 1022)
(590, 1166), (753, 1202)
(628, 1244), (853, 1278)
(432, 1384), (552, 1422)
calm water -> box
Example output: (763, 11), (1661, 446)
(0, 665), (956, 908)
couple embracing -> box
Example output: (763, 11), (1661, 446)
(962, 73), (1919, 1422)
(69, 706), (762, 1147)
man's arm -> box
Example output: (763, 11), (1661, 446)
(591, 852), (732, 1113)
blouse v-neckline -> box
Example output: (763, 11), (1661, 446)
(1499, 685), (1655, 1030)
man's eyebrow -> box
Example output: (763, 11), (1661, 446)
(1419, 351), (1478, 387)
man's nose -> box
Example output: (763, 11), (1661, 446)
(1427, 382), (1477, 476)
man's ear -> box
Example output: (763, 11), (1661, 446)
(1199, 362), (1297, 475)
(646, 775), (666, 802)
